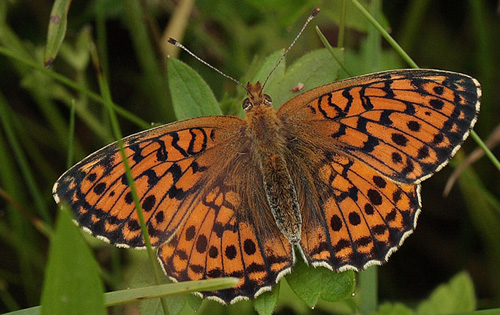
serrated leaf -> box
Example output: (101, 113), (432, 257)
(168, 295), (190, 315)
(286, 257), (355, 308)
(186, 293), (203, 311)
(416, 272), (476, 314)
(40, 206), (105, 315)
(253, 282), (280, 315)
(126, 258), (235, 313)
(44, 0), (72, 68)
(272, 48), (342, 108)
(375, 303), (415, 315)
(129, 257), (196, 315)
(167, 58), (222, 120)
(140, 294), (198, 315)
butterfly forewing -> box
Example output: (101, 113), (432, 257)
(278, 69), (481, 185)
(53, 116), (246, 247)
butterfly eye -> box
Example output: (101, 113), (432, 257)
(242, 98), (252, 110)
(264, 94), (272, 105)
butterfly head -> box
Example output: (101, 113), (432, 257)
(242, 82), (272, 111)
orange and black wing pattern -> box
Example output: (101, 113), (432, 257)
(279, 69), (481, 184)
(53, 117), (246, 248)
(157, 170), (294, 303)
(279, 69), (480, 270)
(52, 115), (294, 304)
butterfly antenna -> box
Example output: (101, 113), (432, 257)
(262, 8), (320, 89)
(167, 37), (249, 93)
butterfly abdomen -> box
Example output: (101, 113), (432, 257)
(261, 154), (302, 243)
(245, 103), (302, 244)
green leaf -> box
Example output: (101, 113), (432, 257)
(44, 0), (72, 68)
(272, 48), (342, 108)
(375, 303), (415, 315)
(167, 58), (222, 120)
(126, 258), (234, 313)
(128, 257), (201, 314)
(128, 260), (170, 315)
(138, 290), (199, 315)
(40, 206), (105, 315)
(252, 49), (285, 89)
(416, 272), (476, 314)
(186, 293), (203, 311)
(286, 257), (355, 308)
(253, 282), (280, 315)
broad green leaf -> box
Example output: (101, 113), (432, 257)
(127, 258), (225, 314)
(167, 58), (222, 120)
(253, 282), (280, 315)
(139, 293), (199, 315)
(272, 48), (342, 108)
(252, 49), (285, 90)
(375, 303), (414, 315)
(44, 0), (72, 68)
(186, 293), (203, 311)
(40, 207), (105, 315)
(416, 272), (476, 314)
(129, 259), (170, 315)
(286, 257), (355, 308)
(129, 257), (198, 315)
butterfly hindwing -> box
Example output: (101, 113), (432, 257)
(157, 143), (294, 303)
(158, 194), (294, 303)
(291, 150), (420, 271)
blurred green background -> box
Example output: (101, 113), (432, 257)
(0, 0), (499, 314)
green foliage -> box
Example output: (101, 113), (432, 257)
(168, 58), (222, 120)
(0, 0), (499, 314)
(269, 48), (342, 108)
(286, 258), (355, 308)
(416, 272), (475, 314)
(253, 284), (280, 315)
(375, 272), (476, 315)
(40, 207), (106, 315)
(44, 0), (72, 67)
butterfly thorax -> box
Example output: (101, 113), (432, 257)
(244, 82), (302, 244)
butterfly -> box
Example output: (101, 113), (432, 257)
(52, 65), (481, 304)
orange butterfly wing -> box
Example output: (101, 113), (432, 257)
(53, 116), (293, 303)
(279, 69), (481, 184)
(278, 69), (480, 270)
